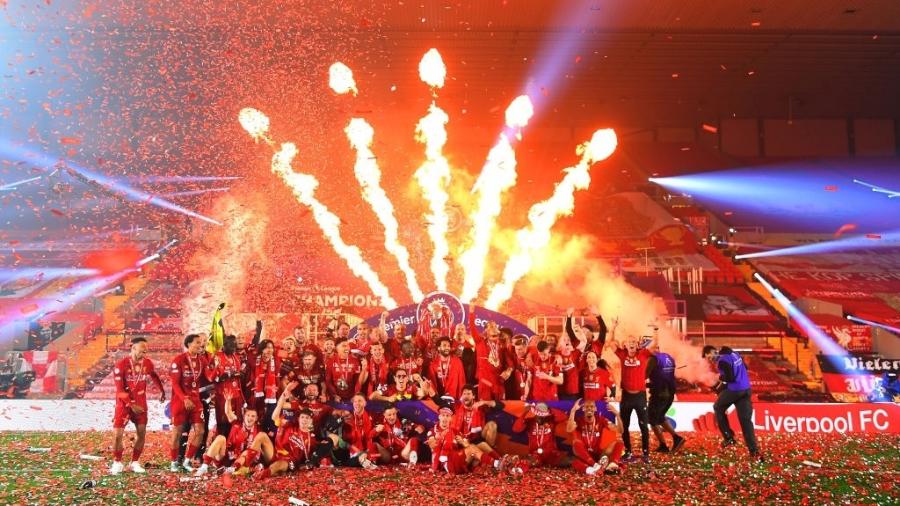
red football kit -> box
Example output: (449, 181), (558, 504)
(113, 356), (163, 428)
(616, 348), (652, 393)
(428, 423), (468, 474)
(226, 423), (260, 463)
(343, 410), (374, 456)
(370, 419), (420, 461)
(581, 366), (613, 401)
(428, 355), (466, 400)
(365, 357), (392, 397)
(558, 350), (581, 397)
(451, 403), (489, 442)
(390, 355), (424, 379)
(571, 415), (624, 473)
(170, 352), (208, 426)
(470, 318), (507, 401)
(513, 410), (567, 466)
(275, 425), (316, 467)
(529, 356), (561, 401)
(209, 351), (245, 428)
(325, 355), (362, 402)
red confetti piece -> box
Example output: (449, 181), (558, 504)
(49, 208), (66, 217)
(21, 304), (39, 314)
(671, 73), (679, 78)
(574, 55), (581, 64)
(59, 136), (81, 145)
(702, 124), (718, 133)
(834, 223), (856, 237)
(865, 234), (881, 239)
(824, 185), (838, 192)
(751, 21), (761, 27)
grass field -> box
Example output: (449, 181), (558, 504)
(0, 431), (897, 505)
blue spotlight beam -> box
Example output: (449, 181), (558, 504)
(0, 268), (100, 283)
(127, 175), (242, 183)
(735, 230), (900, 260)
(754, 273), (848, 357)
(847, 315), (900, 335)
(161, 187), (230, 197)
(0, 244), (174, 328)
(0, 139), (222, 226)
(0, 175), (42, 191)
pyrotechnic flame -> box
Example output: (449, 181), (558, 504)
(271, 142), (398, 309)
(238, 108), (397, 309)
(414, 103), (452, 291)
(483, 128), (617, 310)
(505, 95), (533, 133)
(238, 108), (272, 144)
(458, 95), (534, 303)
(329, 62), (358, 96)
(345, 118), (424, 301)
(418, 48), (446, 89)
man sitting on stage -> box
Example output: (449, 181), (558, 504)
(369, 403), (424, 466)
(566, 399), (625, 476)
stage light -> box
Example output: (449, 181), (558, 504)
(0, 139), (222, 226)
(754, 273), (848, 358)
(847, 314), (900, 335)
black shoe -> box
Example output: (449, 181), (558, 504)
(721, 438), (736, 448)
(654, 444), (669, 453)
(672, 436), (686, 453)
(621, 451), (634, 463)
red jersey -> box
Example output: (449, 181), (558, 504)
(377, 382), (420, 401)
(371, 418), (416, 453)
(471, 321), (506, 380)
(529, 356), (560, 401)
(325, 355), (362, 402)
(365, 357), (392, 396)
(277, 425), (315, 463)
(278, 350), (301, 378)
(581, 366), (612, 401)
(558, 351), (581, 396)
(616, 348), (652, 392)
(427, 422), (463, 472)
(391, 355), (424, 379)
(227, 423), (259, 460)
(513, 412), (566, 454)
(114, 356), (163, 409)
(293, 363), (325, 390)
(428, 355), (466, 400)
(451, 404), (488, 441)
(300, 400), (333, 431)
(170, 352), (208, 401)
(344, 411), (373, 455)
(574, 415), (610, 451)
(210, 352), (245, 400)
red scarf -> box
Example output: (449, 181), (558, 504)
(254, 355), (278, 403)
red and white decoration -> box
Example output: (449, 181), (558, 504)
(21, 351), (59, 394)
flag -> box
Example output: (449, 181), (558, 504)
(22, 351), (59, 394)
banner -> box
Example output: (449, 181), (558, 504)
(818, 324), (872, 354)
(818, 354), (900, 402)
(2, 400), (897, 435)
(21, 351), (59, 394)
